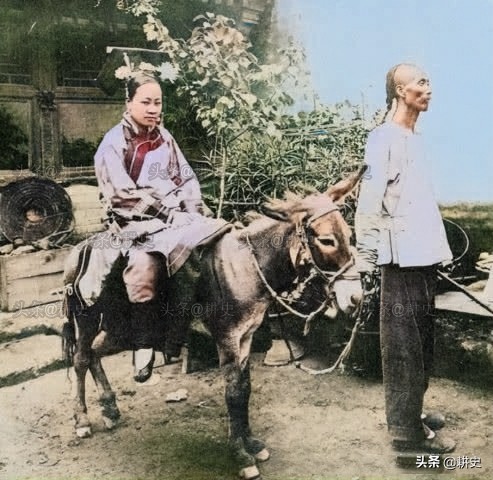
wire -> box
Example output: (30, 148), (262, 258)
(443, 217), (470, 265)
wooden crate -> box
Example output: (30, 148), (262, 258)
(0, 246), (72, 312)
(65, 184), (105, 236)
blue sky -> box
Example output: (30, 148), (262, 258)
(278, 0), (493, 203)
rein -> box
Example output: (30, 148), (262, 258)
(245, 208), (354, 336)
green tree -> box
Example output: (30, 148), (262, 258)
(117, 1), (374, 220)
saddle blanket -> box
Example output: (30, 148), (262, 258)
(64, 213), (231, 309)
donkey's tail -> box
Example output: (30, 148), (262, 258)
(61, 320), (76, 367)
(61, 284), (79, 367)
(61, 241), (94, 367)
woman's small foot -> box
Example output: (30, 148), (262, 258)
(134, 349), (154, 383)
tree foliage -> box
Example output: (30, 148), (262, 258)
(117, 0), (374, 220)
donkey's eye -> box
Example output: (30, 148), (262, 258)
(317, 236), (336, 247)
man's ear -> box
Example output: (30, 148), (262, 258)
(395, 83), (405, 98)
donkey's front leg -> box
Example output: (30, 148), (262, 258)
(223, 357), (269, 480)
(223, 360), (257, 477)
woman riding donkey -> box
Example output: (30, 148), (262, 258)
(66, 73), (230, 383)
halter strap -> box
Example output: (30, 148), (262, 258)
(305, 203), (340, 227)
(245, 225), (354, 333)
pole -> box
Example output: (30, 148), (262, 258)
(437, 270), (493, 316)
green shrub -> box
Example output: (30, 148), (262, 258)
(0, 105), (29, 170)
(61, 136), (98, 168)
(118, 3), (374, 222)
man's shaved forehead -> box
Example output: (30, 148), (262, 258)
(394, 64), (426, 85)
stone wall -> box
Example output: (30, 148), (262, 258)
(58, 101), (122, 144)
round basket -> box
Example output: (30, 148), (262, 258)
(0, 177), (73, 244)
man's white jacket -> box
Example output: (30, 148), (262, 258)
(355, 121), (452, 272)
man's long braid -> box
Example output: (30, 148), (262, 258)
(383, 64), (400, 123)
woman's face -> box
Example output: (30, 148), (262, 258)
(397, 66), (432, 112)
(126, 82), (162, 129)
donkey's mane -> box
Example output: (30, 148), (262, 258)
(239, 213), (281, 237)
(239, 191), (335, 236)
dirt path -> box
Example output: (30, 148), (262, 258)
(0, 350), (491, 480)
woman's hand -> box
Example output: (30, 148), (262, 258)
(179, 199), (215, 217)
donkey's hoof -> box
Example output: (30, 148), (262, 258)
(102, 415), (118, 430)
(75, 426), (92, 438)
(254, 448), (270, 462)
(245, 437), (268, 461)
(239, 465), (261, 480)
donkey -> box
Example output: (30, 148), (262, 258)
(62, 170), (363, 479)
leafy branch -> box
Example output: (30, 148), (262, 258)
(118, 1), (374, 221)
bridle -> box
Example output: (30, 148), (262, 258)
(246, 203), (354, 335)
(295, 205), (353, 282)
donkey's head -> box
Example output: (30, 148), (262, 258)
(262, 167), (365, 274)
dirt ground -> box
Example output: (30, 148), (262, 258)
(0, 347), (491, 480)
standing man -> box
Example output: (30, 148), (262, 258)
(355, 63), (456, 453)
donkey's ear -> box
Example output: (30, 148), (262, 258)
(261, 205), (289, 222)
(325, 165), (368, 203)
(261, 198), (291, 222)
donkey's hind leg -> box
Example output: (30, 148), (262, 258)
(71, 308), (103, 438)
(73, 333), (96, 438)
(89, 355), (121, 430)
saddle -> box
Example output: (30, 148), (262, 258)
(62, 225), (230, 355)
